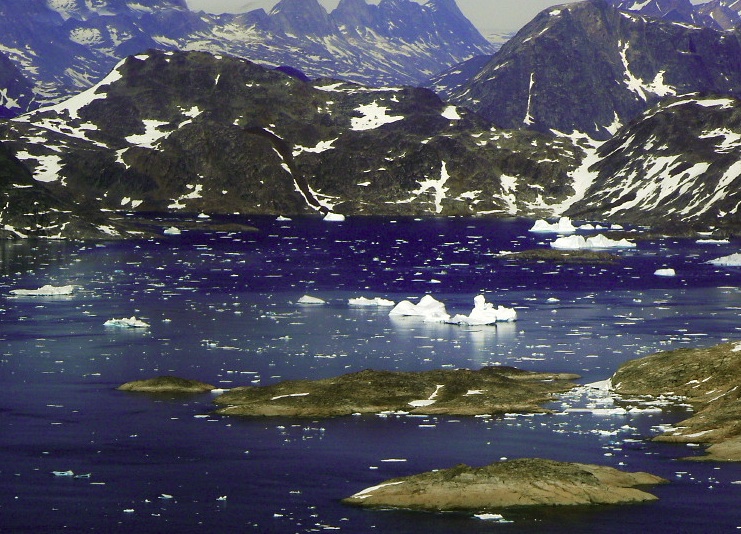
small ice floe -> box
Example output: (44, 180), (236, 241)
(276, 215), (292, 221)
(529, 217), (576, 233)
(447, 295), (517, 325)
(103, 316), (150, 328)
(708, 252), (741, 267)
(73, 473), (91, 479)
(297, 295), (326, 305)
(474, 513), (513, 523)
(52, 470), (74, 477)
(654, 268), (676, 277)
(389, 295), (449, 321)
(348, 296), (395, 307)
(163, 226), (181, 235)
(323, 212), (345, 222)
(123, 508), (135, 513)
(197, 213), (210, 219)
(10, 285), (75, 296)
(550, 234), (636, 250)
(216, 495), (227, 501)
(159, 493), (174, 500)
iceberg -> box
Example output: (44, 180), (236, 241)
(654, 268), (676, 277)
(323, 212), (345, 222)
(104, 316), (150, 328)
(163, 227), (181, 235)
(550, 234), (636, 250)
(10, 284), (75, 296)
(389, 295), (449, 321)
(448, 295), (517, 325)
(349, 296), (395, 307)
(297, 295), (326, 305)
(529, 217), (577, 233)
(708, 252), (741, 267)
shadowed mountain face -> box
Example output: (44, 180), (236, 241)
(0, 0), (494, 110)
(441, 1), (741, 139)
(608, 0), (741, 29)
(1, 50), (738, 239)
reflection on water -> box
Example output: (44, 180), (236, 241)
(0, 216), (740, 532)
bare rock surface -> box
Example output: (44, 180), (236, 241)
(118, 375), (215, 394)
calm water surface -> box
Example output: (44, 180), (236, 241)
(1, 216), (740, 532)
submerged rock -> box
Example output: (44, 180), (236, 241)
(213, 367), (579, 417)
(612, 341), (741, 461)
(118, 376), (215, 394)
(342, 458), (666, 511)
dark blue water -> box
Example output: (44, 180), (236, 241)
(1, 216), (740, 532)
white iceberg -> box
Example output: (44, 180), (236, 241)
(276, 215), (292, 221)
(349, 296), (395, 307)
(297, 295), (326, 305)
(389, 295), (449, 321)
(654, 268), (676, 277)
(708, 252), (741, 267)
(10, 284), (75, 296)
(104, 316), (150, 328)
(447, 295), (517, 325)
(163, 226), (181, 235)
(550, 234), (636, 250)
(529, 217), (577, 233)
(323, 212), (345, 222)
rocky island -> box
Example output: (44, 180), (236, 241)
(118, 375), (216, 394)
(212, 367), (580, 418)
(342, 458), (667, 511)
(612, 341), (741, 461)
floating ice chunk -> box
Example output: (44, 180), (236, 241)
(159, 494), (173, 500)
(447, 295), (517, 325)
(550, 234), (636, 250)
(163, 227), (181, 235)
(323, 212), (345, 222)
(276, 215), (292, 221)
(297, 295), (326, 305)
(104, 316), (150, 328)
(348, 296), (395, 307)
(123, 509), (135, 513)
(708, 252), (741, 267)
(11, 284), (75, 296)
(475, 513), (512, 523)
(197, 213), (210, 219)
(529, 217), (576, 233)
(389, 295), (449, 321)
(216, 495), (227, 501)
(654, 268), (676, 277)
(52, 470), (74, 477)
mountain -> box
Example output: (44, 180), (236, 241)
(0, 53), (36, 118)
(0, 0), (495, 111)
(1, 50), (737, 240)
(608, 0), (741, 29)
(444, 0), (741, 139)
(565, 94), (741, 231)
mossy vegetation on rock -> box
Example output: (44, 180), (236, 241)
(612, 341), (741, 461)
(118, 375), (215, 394)
(342, 458), (667, 511)
(212, 367), (580, 417)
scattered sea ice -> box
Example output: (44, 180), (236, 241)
(10, 285), (75, 296)
(103, 316), (150, 328)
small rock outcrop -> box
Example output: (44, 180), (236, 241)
(212, 367), (580, 417)
(612, 341), (741, 461)
(342, 458), (667, 511)
(118, 375), (215, 394)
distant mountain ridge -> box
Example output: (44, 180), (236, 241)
(607, 0), (741, 29)
(0, 0), (495, 110)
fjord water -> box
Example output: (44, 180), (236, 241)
(1, 216), (739, 532)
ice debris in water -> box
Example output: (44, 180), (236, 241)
(323, 212), (345, 222)
(163, 227), (181, 235)
(529, 216), (576, 233)
(52, 470), (75, 477)
(10, 285), (75, 296)
(475, 513), (513, 523)
(389, 295), (516, 325)
(550, 234), (636, 250)
(654, 268), (676, 277)
(348, 296), (395, 307)
(104, 316), (150, 328)
(297, 295), (326, 305)
(708, 252), (741, 267)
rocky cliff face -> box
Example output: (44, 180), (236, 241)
(0, 53), (35, 118)
(608, 0), (741, 29)
(445, 0), (741, 139)
(0, 0), (494, 110)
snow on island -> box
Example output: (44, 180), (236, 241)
(550, 234), (636, 250)
(104, 316), (150, 329)
(389, 295), (516, 325)
(708, 252), (741, 267)
(10, 285), (75, 296)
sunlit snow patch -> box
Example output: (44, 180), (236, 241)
(350, 101), (404, 131)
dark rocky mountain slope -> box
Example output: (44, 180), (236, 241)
(444, 0), (741, 139)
